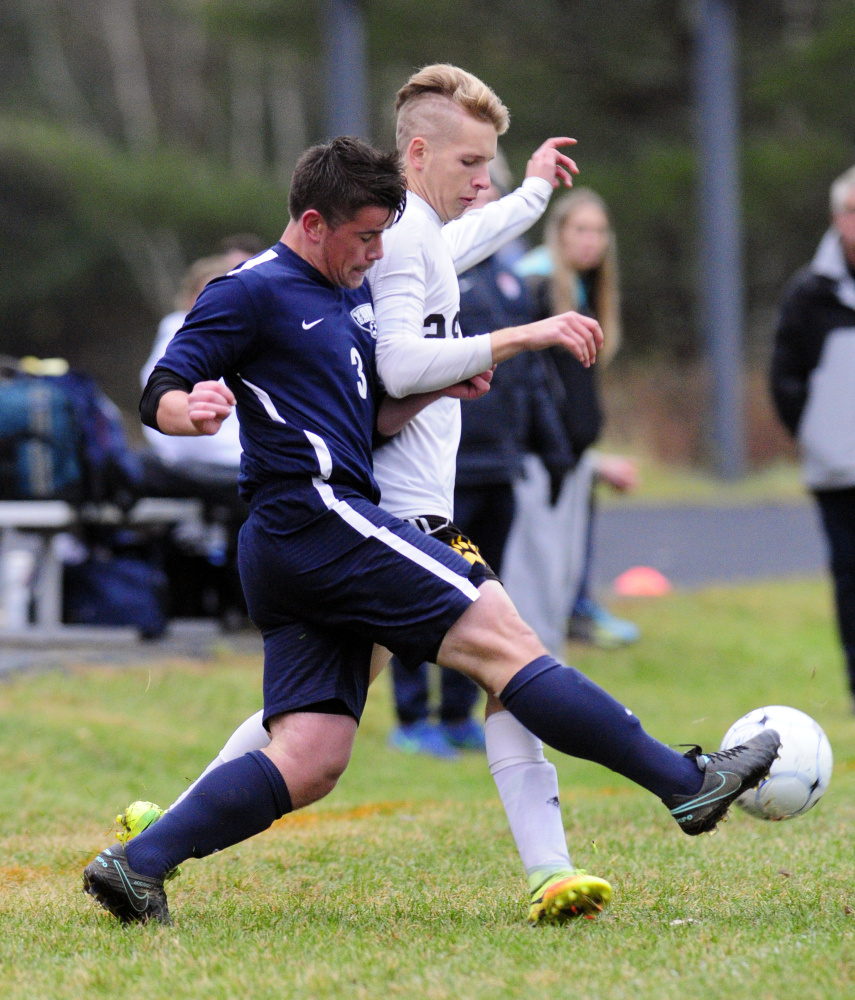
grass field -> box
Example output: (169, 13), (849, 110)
(596, 454), (806, 506)
(0, 577), (852, 999)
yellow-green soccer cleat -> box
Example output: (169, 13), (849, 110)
(527, 869), (613, 925)
(116, 801), (163, 842)
(115, 800), (182, 882)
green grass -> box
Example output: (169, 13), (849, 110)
(1, 577), (853, 999)
(597, 453), (807, 506)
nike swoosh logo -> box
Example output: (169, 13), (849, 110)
(302, 318), (324, 330)
(670, 771), (740, 817)
(113, 859), (150, 910)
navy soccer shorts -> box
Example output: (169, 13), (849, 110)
(239, 479), (488, 724)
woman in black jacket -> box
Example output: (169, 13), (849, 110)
(503, 188), (639, 654)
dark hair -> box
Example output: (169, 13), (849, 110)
(288, 136), (406, 230)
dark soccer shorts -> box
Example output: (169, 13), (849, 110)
(239, 479), (488, 725)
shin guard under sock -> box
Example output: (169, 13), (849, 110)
(500, 656), (703, 800)
(126, 750), (291, 879)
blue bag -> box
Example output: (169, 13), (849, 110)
(54, 370), (143, 507)
(63, 555), (168, 638)
(0, 361), (142, 505)
(0, 366), (84, 500)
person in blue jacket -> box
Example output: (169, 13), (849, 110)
(388, 158), (572, 757)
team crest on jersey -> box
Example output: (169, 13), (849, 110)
(350, 303), (377, 338)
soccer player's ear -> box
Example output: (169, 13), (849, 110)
(301, 209), (326, 243)
(407, 137), (428, 172)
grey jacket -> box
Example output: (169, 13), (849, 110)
(771, 230), (855, 490)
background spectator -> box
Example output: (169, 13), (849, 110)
(771, 164), (855, 710)
(139, 242), (261, 627)
(503, 188), (639, 655)
(388, 158), (572, 758)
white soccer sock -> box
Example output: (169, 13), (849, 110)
(169, 709), (271, 809)
(485, 710), (572, 887)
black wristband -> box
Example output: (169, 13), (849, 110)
(139, 366), (193, 430)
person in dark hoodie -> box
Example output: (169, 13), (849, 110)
(388, 155), (572, 757)
(771, 164), (855, 709)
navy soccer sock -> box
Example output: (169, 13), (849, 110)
(125, 750), (292, 879)
(500, 656), (704, 800)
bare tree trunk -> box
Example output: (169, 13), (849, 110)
(168, 18), (226, 154)
(100, 0), (159, 151)
(268, 52), (307, 186)
(20, 0), (96, 129)
(111, 221), (185, 317)
(229, 44), (265, 173)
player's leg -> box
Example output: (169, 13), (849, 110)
(436, 579), (779, 834)
(118, 644), (391, 834)
(187, 645), (389, 801)
(84, 612), (366, 925)
(84, 482), (382, 924)
(124, 710), (353, 874)
(484, 694), (611, 922)
(813, 487), (855, 706)
(430, 508), (592, 916)
(400, 515), (607, 917)
(84, 707), (355, 924)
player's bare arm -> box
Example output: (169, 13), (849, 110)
(524, 136), (579, 190)
(376, 369), (494, 438)
(490, 312), (604, 367)
(156, 381), (235, 437)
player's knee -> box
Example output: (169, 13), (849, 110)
(311, 748), (350, 799)
(439, 582), (546, 681)
(279, 745), (351, 807)
(468, 589), (543, 658)
(265, 714), (355, 807)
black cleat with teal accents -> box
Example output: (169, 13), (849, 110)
(82, 843), (172, 925)
(664, 729), (781, 836)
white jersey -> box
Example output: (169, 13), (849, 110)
(370, 177), (552, 519)
(142, 310), (243, 467)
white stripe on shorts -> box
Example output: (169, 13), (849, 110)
(312, 478), (481, 602)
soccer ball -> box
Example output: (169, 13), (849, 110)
(719, 705), (833, 821)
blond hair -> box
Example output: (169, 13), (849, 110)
(545, 188), (622, 365)
(175, 254), (236, 312)
(830, 164), (855, 214)
(395, 64), (509, 155)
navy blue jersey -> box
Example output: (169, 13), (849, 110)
(155, 243), (381, 502)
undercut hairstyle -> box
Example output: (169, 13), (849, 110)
(288, 136), (406, 230)
(395, 64), (510, 156)
(830, 165), (855, 214)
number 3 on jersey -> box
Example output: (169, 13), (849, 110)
(351, 347), (367, 399)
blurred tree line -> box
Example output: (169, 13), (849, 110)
(0, 0), (853, 421)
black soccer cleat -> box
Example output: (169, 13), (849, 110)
(82, 842), (172, 925)
(664, 729), (781, 836)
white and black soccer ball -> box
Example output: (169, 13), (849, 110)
(719, 705), (833, 821)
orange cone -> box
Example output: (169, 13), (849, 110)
(613, 566), (672, 597)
